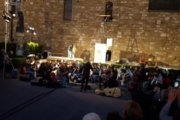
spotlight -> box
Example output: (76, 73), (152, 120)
(2, 15), (11, 22)
(5, 16), (11, 22)
(27, 30), (29, 32)
(9, 10), (16, 17)
(33, 32), (36, 35)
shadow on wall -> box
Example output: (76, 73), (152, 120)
(80, 50), (91, 61)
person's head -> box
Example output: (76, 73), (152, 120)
(129, 66), (133, 70)
(111, 70), (118, 77)
(30, 57), (34, 61)
(10, 50), (13, 54)
(155, 66), (159, 70)
(106, 111), (122, 120)
(123, 100), (143, 120)
(134, 67), (138, 71)
(82, 112), (101, 120)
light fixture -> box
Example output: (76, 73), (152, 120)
(5, 16), (11, 22)
(2, 15), (11, 22)
(33, 32), (36, 35)
(2, 11), (12, 22)
(26, 26), (37, 41)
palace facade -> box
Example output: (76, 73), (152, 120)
(0, 0), (180, 67)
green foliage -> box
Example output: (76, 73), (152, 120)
(11, 57), (25, 68)
(36, 44), (43, 53)
(27, 41), (43, 54)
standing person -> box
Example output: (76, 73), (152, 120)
(80, 61), (93, 91)
(5, 59), (13, 77)
(68, 44), (73, 58)
(43, 50), (48, 59)
(0, 49), (5, 69)
(72, 44), (76, 58)
(8, 51), (14, 61)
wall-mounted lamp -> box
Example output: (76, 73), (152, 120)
(2, 11), (12, 22)
(26, 26), (36, 41)
(26, 26), (36, 34)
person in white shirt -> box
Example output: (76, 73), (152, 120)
(72, 44), (76, 58)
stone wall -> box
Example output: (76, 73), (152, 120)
(1, 0), (180, 67)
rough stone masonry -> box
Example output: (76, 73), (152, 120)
(0, 0), (180, 67)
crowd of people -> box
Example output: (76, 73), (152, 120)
(1, 48), (180, 120)
(82, 86), (180, 120)
(16, 56), (180, 119)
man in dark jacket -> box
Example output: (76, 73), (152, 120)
(80, 61), (93, 91)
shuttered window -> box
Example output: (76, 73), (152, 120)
(64, 0), (72, 20)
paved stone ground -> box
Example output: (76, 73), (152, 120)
(0, 72), (131, 120)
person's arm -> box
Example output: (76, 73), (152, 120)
(150, 86), (159, 99)
(159, 88), (176, 120)
(90, 65), (93, 72)
(23, 67), (27, 74)
(159, 103), (172, 120)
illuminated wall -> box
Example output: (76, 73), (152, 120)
(0, 0), (180, 66)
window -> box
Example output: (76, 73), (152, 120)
(105, 1), (113, 22)
(64, 0), (72, 20)
(149, 0), (180, 12)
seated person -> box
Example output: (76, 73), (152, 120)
(117, 69), (126, 80)
(44, 62), (53, 82)
(5, 59), (13, 77)
(37, 63), (46, 80)
(20, 63), (35, 80)
(100, 66), (112, 82)
(69, 66), (81, 81)
(56, 65), (68, 87)
(99, 70), (118, 88)
(90, 65), (99, 82)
